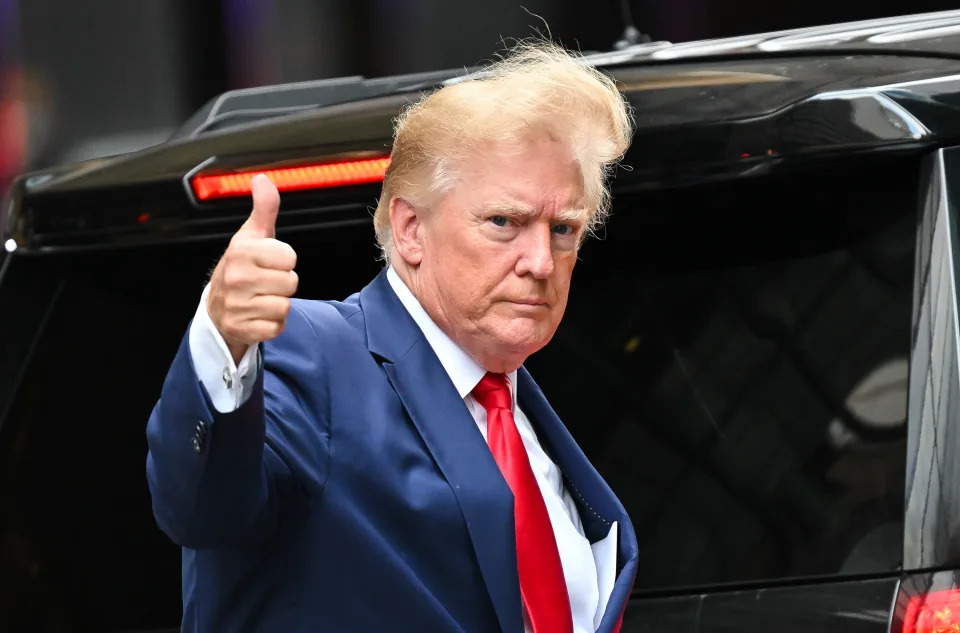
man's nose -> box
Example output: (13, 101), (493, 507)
(516, 226), (555, 279)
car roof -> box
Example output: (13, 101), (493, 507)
(586, 8), (960, 62)
(177, 8), (960, 139)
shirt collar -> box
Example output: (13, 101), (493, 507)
(386, 265), (517, 400)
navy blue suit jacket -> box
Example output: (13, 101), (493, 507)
(146, 270), (637, 632)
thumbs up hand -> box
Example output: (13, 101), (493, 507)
(207, 174), (299, 364)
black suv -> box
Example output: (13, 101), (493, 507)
(4, 10), (960, 633)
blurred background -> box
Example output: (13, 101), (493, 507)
(1, 0), (960, 191)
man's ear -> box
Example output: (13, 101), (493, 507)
(389, 197), (424, 266)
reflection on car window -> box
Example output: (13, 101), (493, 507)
(529, 176), (913, 590)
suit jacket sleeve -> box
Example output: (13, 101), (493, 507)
(146, 305), (330, 549)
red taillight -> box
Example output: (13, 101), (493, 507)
(190, 157), (391, 201)
(904, 589), (960, 633)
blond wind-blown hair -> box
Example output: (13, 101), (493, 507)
(373, 41), (634, 265)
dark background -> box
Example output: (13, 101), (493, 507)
(1, 0), (959, 176)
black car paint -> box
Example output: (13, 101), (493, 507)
(904, 147), (960, 573)
(625, 577), (899, 633)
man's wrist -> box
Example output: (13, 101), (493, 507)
(189, 283), (259, 413)
(228, 341), (248, 367)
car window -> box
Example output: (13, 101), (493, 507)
(527, 161), (916, 591)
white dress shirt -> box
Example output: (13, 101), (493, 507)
(188, 268), (617, 632)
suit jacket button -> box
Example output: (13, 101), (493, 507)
(192, 436), (202, 453)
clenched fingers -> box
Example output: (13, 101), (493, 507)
(250, 238), (297, 271)
(226, 236), (297, 271)
(223, 294), (291, 321)
(218, 295), (290, 341)
(249, 269), (298, 298)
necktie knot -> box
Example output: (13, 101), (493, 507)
(471, 372), (512, 412)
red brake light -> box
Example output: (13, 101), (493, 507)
(904, 589), (960, 633)
(190, 156), (391, 201)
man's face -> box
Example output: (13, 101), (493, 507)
(414, 137), (587, 373)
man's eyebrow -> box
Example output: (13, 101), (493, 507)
(479, 203), (589, 223)
(553, 208), (590, 224)
(479, 202), (537, 216)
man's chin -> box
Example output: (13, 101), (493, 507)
(497, 333), (553, 361)
(469, 316), (557, 363)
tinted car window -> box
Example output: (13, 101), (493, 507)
(528, 161), (915, 591)
(0, 159), (916, 631)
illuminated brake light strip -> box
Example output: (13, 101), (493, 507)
(190, 157), (391, 201)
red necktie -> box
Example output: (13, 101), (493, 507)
(472, 373), (573, 633)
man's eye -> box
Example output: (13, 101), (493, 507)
(552, 224), (573, 236)
(490, 216), (509, 227)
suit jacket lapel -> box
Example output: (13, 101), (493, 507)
(360, 271), (523, 633)
(517, 367), (639, 632)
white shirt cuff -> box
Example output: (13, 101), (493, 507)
(188, 283), (260, 413)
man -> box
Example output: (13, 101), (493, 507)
(146, 42), (636, 633)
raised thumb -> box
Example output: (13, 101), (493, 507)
(243, 174), (280, 238)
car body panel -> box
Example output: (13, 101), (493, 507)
(625, 577), (898, 633)
(591, 9), (960, 62)
(904, 147), (960, 571)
